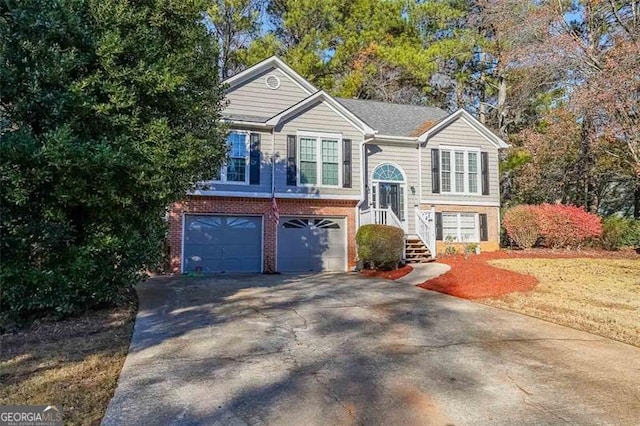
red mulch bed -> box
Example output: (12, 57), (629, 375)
(360, 264), (413, 280)
(417, 248), (639, 299)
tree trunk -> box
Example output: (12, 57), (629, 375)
(478, 51), (487, 125)
(497, 72), (507, 138)
(634, 180), (640, 219)
(578, 117), (597, 212)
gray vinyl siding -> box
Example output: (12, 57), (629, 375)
(421, 118), (500, 204)
(200, 129), (272, 194)
(365, 142), (420, 234)
(225, 67), (311, 118)
(274, 100), (363, 197)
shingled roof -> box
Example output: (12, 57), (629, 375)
(336, 98), (448, 137)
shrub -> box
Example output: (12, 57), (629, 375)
(356, 224), (404, 270)
(503, 204), (603, 250)
(601, 216), (640, 250)
(536, 204), (602, 248)
(464, 243), (479, 256)
(503, 205), (540, 249)
(626, 220), (640, 248)
(600, 216), (629, 250)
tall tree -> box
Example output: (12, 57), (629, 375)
(535, 0), (639, 214)
(243, 0), (475, 105)
(206, 0), (263, 78)
(0, 0), (227, 326)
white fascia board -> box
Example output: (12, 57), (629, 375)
(188, 189), (362, 201)
(419, 199), (501, 207)
(275, 192), (361, 200)
(189, 190), (272, 198)
(224, 120), (274, 129)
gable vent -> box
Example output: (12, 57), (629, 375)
(265, 74), (280, 90)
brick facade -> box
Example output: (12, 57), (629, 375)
(169, 196), (358, 273)
(420, 204), (501, 253)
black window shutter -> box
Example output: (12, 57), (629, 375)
(481, 151), (490, 195)
(431, 149), (440, 193)
(435, 212), (443, 241)
(479, 213), (488, 241)
(342, 139), (352, 188)
(286, 135), (297, 186)
(249, 133), (261, 185)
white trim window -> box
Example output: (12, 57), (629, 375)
(297, 132), (341, 187)
(440, 146), (481, 194)
(442, 212), (479, 242)
(214, 131), (249, 184)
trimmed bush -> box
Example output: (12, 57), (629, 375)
(536, 204), (602, 248)
(356, 224), (404, 270)
(503, 204), (603, 249)
(503, 205), (540, 248)
(601, 216), (640, 250)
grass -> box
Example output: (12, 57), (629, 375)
(0, 300), (136, 425)
(482, 258), (640, 347)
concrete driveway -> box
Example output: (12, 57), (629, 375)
(103, 273), (640, 425)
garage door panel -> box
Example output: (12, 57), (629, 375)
(183, 215), (262, 273)
(278, 217), (346, 272)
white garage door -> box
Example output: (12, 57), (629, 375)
(277, 217), (347, 272)
(183, 215), (262, 273)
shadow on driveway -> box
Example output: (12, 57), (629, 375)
(103, 273), (640, 425)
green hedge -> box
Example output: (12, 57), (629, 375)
(356, 224), (404, 270)
(600, 216), (640, 250)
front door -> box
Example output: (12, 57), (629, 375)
(378, 183), (401, 219)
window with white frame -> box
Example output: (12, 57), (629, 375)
(440, 147), (481, 194)
(298, 133), (341, 186)
(441, 151), (451, 192)
(468, 152), (479, 193)
(214, 132), (249, 183)
(442, 212), (478, 242)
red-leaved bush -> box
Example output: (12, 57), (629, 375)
(503, 204), (602, 249)
(503, 205), (540, 248)
(536, 204), (602, 248)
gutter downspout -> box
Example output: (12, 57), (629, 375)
(417, 139), (422, 212)
(271, 129), (276, 198)
(271, 129), (277, 273)
(353, 135), (376, 271)
(355, 135), (376, 228)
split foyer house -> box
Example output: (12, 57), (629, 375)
(168, 57), (508, 274)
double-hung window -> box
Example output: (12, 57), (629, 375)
(297, 132), (341, 186)
(214, 131), (249, 183)
(468, 152), (479, 193)
(440, 147), (481, 194)
(442, 212), (479, 242)
(441, 151), (451, 192)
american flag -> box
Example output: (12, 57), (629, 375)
(271, 197), (279, 223)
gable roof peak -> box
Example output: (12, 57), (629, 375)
(418, 108), (509, 149)
(223, 56), (317, 94)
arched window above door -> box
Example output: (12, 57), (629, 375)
(372, 164), (404, 182)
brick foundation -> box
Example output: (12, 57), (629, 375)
(169, 196), (358, 273)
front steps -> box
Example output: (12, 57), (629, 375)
(405, 237), (434, 264)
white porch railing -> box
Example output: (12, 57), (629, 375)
(359, 207), (405, 232)
(415, 207), (437, 258)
